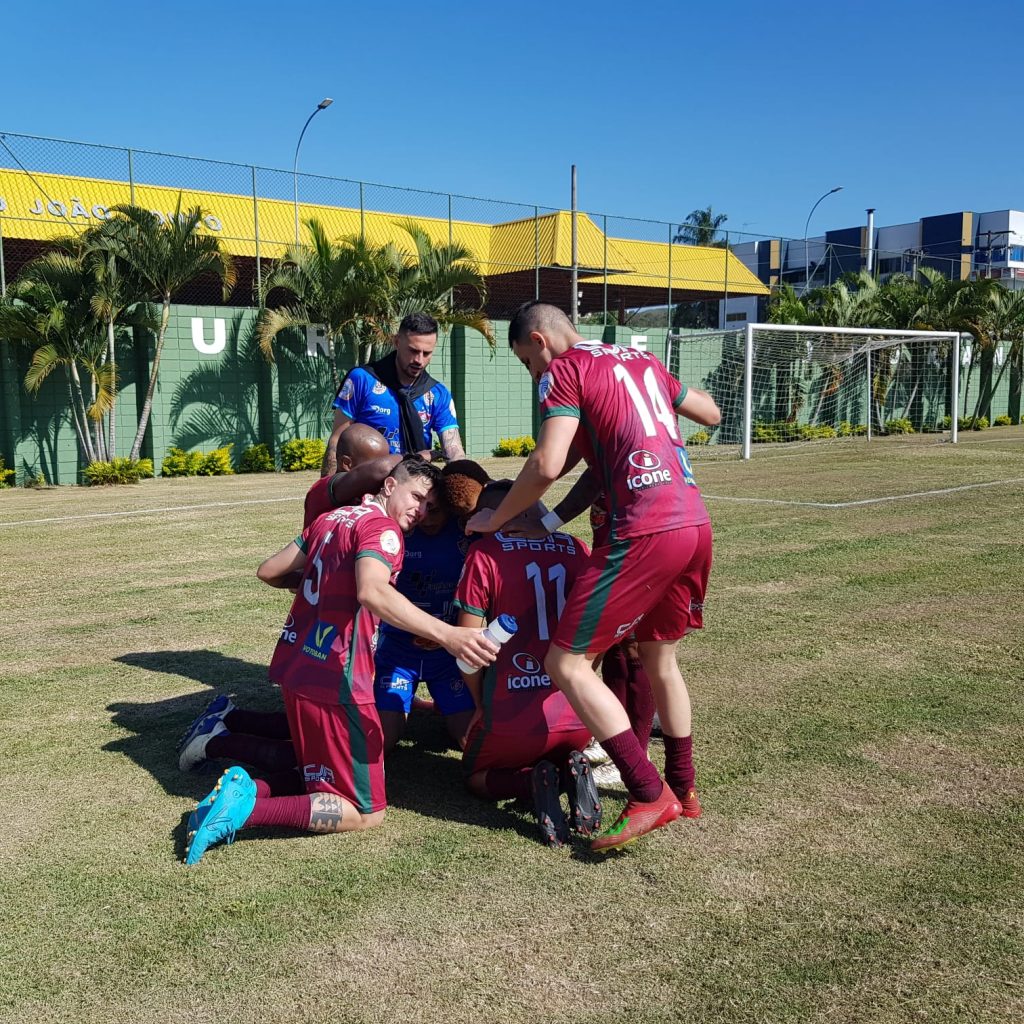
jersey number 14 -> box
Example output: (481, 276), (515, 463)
(613, 364), (678, 440)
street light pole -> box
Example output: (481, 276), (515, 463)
(293, 97), (333, 245)
(803, 186), (842, 294)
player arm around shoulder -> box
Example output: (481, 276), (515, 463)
(355, 557), (498, 669)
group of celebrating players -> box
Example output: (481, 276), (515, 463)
(176, 302), (721, 862)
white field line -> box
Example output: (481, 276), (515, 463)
(704, 476), (1024, 509)
(0, 495), (301, 528)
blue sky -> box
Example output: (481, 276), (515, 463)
(2, 0), (1020, 240)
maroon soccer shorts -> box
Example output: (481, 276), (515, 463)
(462, 724), (593, 776)
(552, 522), (713, 656)
(281, 689), (386, 814)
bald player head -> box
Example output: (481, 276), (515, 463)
(337, 423), (391, 471)
(506, 301), (579, 383)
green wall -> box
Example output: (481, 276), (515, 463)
(0, 310), (1017, 484)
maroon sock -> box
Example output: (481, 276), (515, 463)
(625, 653), (655, 750)
(224, 709), (291, 739)
(206, 733), (296, 773)
(260, 768), (305, 796)
(663, 734), (695, 799)
(483, 767), (533, 801)
(602, 729), (662, 802)
(245, 793), (312, 830)
(600, 645), (629, 707)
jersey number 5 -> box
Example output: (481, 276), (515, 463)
(613, 364), (678, 440)
(525, 561), (567, 641)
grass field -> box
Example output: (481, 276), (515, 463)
(2, 432), (1022, 1024)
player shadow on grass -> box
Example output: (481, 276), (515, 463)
(106, 648), (542, 845)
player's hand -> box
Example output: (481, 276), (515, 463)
(443, 626), (499, 669)
(465, 509), (500, 535)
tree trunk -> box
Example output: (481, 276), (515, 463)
(64, 368), (91, 465)
(107, 317), (117, 458)
(68, 362), (97, 464)
(130, 298), (170, 461)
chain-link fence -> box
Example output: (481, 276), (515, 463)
(1, 131), (1015, 324)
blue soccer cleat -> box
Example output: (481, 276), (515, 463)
(177, 694), (235, 753)
(184, 766), (257, 866)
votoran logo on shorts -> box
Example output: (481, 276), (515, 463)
(508, 652), (552, 690)
(626, 450), (672, 492)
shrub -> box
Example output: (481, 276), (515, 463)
(83, 457), (155, 486)
(941, 415), (952, 429)
(799, 424), (837, 440)
(884, 418), (915, 435)
(687, 430), (711, 446)
(751, 423), (781, 444)
(994, 414), (1012, 427)
(161, 446), (204, 477)
(239, 443), (275, 473)
(973, 416), (989, 431)
(23, 471), (47, 489)
(280, 438), (327, 472)
(492, 435), (536, 457)
(0, 456), (14, 489)
(197, 445), (234, 476)
(852, 423), (868, 436)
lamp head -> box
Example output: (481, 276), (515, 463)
(318, 98), (333, 110)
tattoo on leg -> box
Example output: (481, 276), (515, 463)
(308, 793), (344, 832)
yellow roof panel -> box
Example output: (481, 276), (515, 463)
(0, 168), (766, 296)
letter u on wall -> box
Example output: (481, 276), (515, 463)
(191, 318), (226, 355)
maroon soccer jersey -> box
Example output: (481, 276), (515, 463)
(454, 531), (590, 736)
(303, 476), (333, 529)
(270, 497), (404, 705)
(539, 342), (709, 541)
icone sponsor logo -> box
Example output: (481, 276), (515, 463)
(626, 449), (672, 491)
(280, 612), (297, 644)
(507, 651), (552, 690)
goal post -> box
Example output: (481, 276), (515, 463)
(669, 324), (962, 459)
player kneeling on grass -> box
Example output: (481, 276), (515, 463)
(374, 460), (492, 753)
(454, 480), (599, 848)
(183, 456), (498, 865)
(176, 424), (402, 779)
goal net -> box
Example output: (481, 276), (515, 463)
(668, 324), (962, 458)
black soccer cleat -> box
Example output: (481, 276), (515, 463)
(564, 749), (603, 837)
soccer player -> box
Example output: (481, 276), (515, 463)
(304, 422), (400, 528)
(504, 469), (655, 788)
(455, 480), (598, 847)
(373, 462), (489, 753)
(466, 301), (721, 853)
(183, 457), (498, 865)
(176, 423), (402, 776)
(323, 312), (466, 473)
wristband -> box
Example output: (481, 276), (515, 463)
(540, 510), (564, 534)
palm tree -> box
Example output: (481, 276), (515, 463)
(674, 206), (728, 247)
(102, 199), (236, 460)
(258, 218), (492, 384)
(977, 285), (1024, 420)
(0, 251), (110, 465)
(258, 221), (399, 390)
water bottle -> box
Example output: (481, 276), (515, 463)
(456, 614), (518, 673)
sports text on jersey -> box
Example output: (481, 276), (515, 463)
(495, 531), (580, 555)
